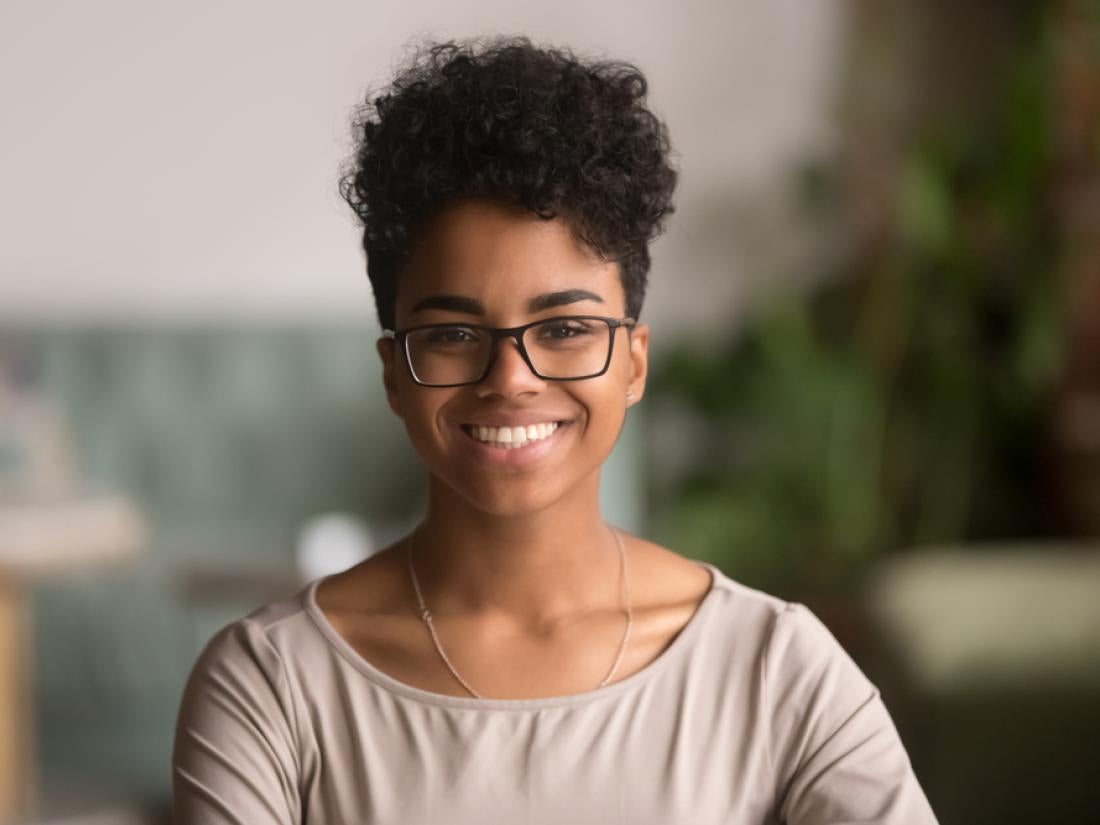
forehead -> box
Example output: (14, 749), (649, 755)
(397, 199), (623, 313)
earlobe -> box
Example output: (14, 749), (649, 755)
(376, 337), (403, 417)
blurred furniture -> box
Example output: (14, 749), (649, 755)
(0, 489), (145, 825)
(5, 324), (412, 815)
(866, 543), (1100, 825)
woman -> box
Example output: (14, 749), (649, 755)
(172, 35), (938, 824)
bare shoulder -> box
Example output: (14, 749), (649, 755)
(620, 532), (714, 613)
(313, 542), (411, 621)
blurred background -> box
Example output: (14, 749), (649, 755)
(2, 1), (1098, 823)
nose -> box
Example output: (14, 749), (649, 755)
(474, 336), (544, 399)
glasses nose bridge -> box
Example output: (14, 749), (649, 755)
(483, 325), (530, 357)
(481, 325), (538, 381)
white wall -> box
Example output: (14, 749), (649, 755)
(0, 0), (845, 333)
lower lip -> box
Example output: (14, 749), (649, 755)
(457, 423), (570, 466)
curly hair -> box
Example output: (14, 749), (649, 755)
(339, 35), (679, 330)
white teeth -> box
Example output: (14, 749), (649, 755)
(466, 422), (560, 448)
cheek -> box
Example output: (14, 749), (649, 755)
(402, 414), (437, 451)
(394, 384), (450, 449)
(576, 383), (627, 439)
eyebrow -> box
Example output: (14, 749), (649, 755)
(411, 289), (605, 315)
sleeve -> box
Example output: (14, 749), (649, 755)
(172, 619), (303, 825)
(764, 602), (939, 825)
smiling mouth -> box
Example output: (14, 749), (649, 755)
(460, 421), (568, 449)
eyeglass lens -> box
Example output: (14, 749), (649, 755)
(405, 318), (613, 385)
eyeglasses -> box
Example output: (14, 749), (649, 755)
(382, 315), (637, 388)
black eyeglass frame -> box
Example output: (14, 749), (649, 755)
(381, 315), (637, 388)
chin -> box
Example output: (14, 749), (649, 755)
(460, 484), (564, 519)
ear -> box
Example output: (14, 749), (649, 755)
(625, 322), (649, 407)
(377, 337), (403, 418)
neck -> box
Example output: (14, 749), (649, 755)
(411, 472), (622, 629)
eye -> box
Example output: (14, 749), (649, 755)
(423, 326), (480, 344)
(539, 319), (596, 339)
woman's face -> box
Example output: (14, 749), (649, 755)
(377, 198), (649, 517)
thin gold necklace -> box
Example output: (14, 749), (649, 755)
(405, 525), (633, 699)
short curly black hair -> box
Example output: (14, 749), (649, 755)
(339, 35), (679, 330)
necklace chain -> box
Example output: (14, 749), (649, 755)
(406, 526), (633, 699)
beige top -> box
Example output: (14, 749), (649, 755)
(172, 560), (938, 824)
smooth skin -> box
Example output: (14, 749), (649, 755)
(316, 198), (713, 700)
